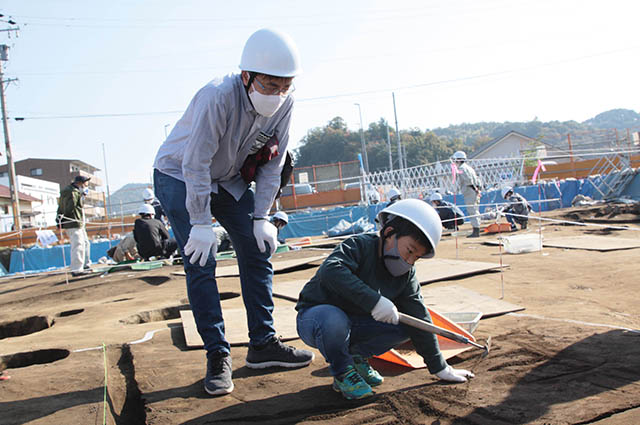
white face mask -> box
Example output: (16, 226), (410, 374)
(249, 89), (286, 117)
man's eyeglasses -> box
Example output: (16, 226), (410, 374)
(254, 78), (295, 96)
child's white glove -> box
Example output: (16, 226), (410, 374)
(371, 296), (399, 325)
(435, 364), (475, 383)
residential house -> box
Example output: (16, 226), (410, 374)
(0, 184), (40, 232)
(0, 175), (60, 227)
(0, 158), (105, 218)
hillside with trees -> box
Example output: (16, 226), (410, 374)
(294, 109), (640, 172)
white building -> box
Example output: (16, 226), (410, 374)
(0, 175), (60, 228)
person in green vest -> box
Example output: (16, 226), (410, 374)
(56, 176), (92, 276)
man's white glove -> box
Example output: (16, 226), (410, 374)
(435, 364), (475, 383)
(371, 296), (399, 325)
(183, 224), (217, 267)
(253, 219), (278, 256)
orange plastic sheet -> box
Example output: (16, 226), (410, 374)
(375, 308), (476, 369)
(483, 223), (513, 234)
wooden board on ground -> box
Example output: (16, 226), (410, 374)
(542, 235), (640, 251)
(171, 254), (327, 277)
(414, 258), (506, 284)
(181, 304), (299, 347)
(482, 235), (640, 252)
(272, 279), (308, 301)
(421, 285), (524, 318)
(272, 259), (507, 302)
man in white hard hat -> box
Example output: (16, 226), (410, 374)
(270, 210), (289, 244)
(152, 28), (313, 396)
(429, 192), (464, 230)
(143, 187), (166, 222)
(386, 187), (401, 206)
(133, 204), (177, 260)
(296, 199), (475, 400)
(501, 186), (532, 231)
(451, 151), (483, 238)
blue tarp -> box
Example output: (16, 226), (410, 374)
(9, 240), (113, 274)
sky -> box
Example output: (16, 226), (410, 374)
(1, 0), (639, 193)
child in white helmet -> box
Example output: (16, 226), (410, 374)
(296, 199), (475, 400)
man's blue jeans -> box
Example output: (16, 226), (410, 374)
(154, 170), (275, 355)
(297, 304), (409, 376)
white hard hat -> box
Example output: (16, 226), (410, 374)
(273, 211), (289, 223)
(387, 187), (401, 201)
(501, 186), (513, 199)
(239, 28), (302, 77)
(142, 188), (154, 201)
(376, 199), (442, 259)
(451, 151), (467, 161)
(429, 192), (443, 202)
(138, 204), (155, 216)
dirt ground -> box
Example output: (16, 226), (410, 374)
(1, 206), (640, 425)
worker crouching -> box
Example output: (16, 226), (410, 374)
(295, 199), (475, 400)
(501, 187), (532, 231)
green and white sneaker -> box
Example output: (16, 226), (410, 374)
(352, 355), (384, 386)
(332, 365), (374, 400)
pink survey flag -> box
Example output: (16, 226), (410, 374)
(531, 159), (547, 184)
(451, 162), (461, 185)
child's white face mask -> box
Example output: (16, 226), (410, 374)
(382, 238), (412, 277)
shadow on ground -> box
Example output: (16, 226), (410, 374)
(452, 329), (640, 424)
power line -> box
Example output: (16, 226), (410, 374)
(11, 45), (640, 121)
(15, 110), (184, 120)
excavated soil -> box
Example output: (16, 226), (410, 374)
(1, 207), (639, 425)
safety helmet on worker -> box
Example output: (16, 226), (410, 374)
(138, 204), (155, 216)
(451, 151), (467, 161)
(272, 211), (289, 224)
(376, 199), (442, 259)
(429, 192), (443, 202)
(239, 28), (302, 77)
(142, 188), (154, 201)
(387, 187), (401, 202)
(501, 186), (513, 199)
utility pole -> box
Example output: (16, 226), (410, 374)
(386, 121), (393, 172)
(392, 92), (405, 170)
(0, 44), (21, 231)
(102, 143), (112, 219)
(354, 103), (369, 174)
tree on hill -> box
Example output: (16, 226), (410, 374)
(293, 109), (639, 169)
(583, 109), (640, 129)
(294, 117), (463, 171)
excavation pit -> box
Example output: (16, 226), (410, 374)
(1, 348), (70, 370)
(0, 315), (53, 340)
(56, 309), (84, 317)
(121, 292), (239, 324)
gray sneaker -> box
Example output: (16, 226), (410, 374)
(245, 336), (314, 369)
(204, 351), (234, 395)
